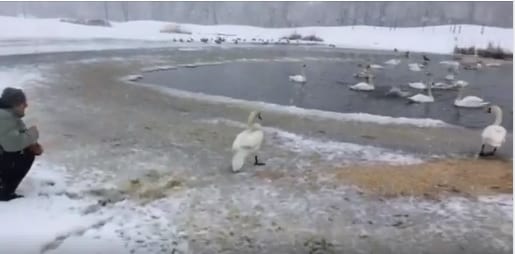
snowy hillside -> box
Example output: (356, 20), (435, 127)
(0, 16), (512, 55)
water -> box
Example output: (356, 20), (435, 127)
(141, 48), (513, 131)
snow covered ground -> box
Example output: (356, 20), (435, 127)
(0, 31), (511, 253)
(0, 15), (512, 56)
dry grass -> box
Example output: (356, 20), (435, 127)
(331, 159), (512, 200)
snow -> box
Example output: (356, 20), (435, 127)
(0, 161), (115, 254)
(0, 15), (512, 56)
(0, 65), (45, 90)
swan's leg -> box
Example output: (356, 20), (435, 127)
(254, 155), (266, 166)
(479, 144), (486, 157)
(488, 147), (497, 156)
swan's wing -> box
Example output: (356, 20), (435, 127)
(232, 129), (264, 151)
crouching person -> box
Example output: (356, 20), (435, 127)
(0, 87), (43, 201)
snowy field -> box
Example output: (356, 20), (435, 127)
(0, 15), (512, 56)
(0, 15), (512, 254)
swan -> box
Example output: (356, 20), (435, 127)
(408, 63), (422, 72)
(408, 82), (434, 103)
(440, 60), (460, 69)
(433, 82), (456, 90)
(480, 105), (507, 156)
(454, 80), (469, 87)
(445, 74), (455, 81)
(385, 58), (401, 66)
(289, 64), (307, 83)
(353, 65), (371, 79)
(386, 86), (411, 97)
(408, 82), (426, 90)
(350, 73), (375, 91)
(370, 64), (384, 69)
(231, 111), (265, 172)
(454, 86), (489, 108)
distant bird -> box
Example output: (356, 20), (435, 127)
(289, 64), (307, 83)
(423, 55), (430, 62)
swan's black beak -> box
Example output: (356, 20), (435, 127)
(257, 113), (262, 120)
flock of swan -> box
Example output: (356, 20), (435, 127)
(230, 53), (507, 172)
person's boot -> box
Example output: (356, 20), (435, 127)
(0, 192), (24, 201)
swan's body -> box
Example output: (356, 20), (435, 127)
(350, 74), (375, 91)
(231, 111), (265, 172)
(445, 74), (455, 81)
(454, 87), (489, 108)
(454, 80), (469, 87)
(433, 82), (456, 90)
(408, 83), (434, 103)
(370, 64), (384, 69)
(289, 64), (307, 83)
(480, 105), (506, 156)
(386, 86), (411, 97)
(408, 82), (426, 90)
(408, 63), (422, 72)
(440, 60), (460, 69)
(385, 59), (401, 66)
(353, 65), (372, 79)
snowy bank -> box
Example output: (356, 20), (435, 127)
(0, 16), (512, 55)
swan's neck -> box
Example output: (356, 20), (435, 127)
(493, 108), (503, 125)
(456, 87), (464, 100)
(248, 123), (261, 130)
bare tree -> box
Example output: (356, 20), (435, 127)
(120, 2), (129, 21)
(104, 1), (109, 21)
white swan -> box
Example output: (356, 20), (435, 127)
(289, 64), (307, 83)
(408, 63), (422, 72)
(385, 58), (401, 66)
(386, 86), (411, 97)
(350, 74), (375, 91)
(454, 87), (489, 108)
(231, 111), (265, 172)
(408, 82), (434, 103)
(445, 74), (455, 81)
(353, 65), (371, 79)
(408, 82), (426, 90)
(480, 105), (507, 156)
(370, 64), (384, 69)
(454, 80), (469, 87)
(433, 82), (456, 90)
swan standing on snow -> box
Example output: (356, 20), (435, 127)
(454, 86), (489, 108)
(350, 73), (375, 91)
(289, 64), (307, 83)
(408, 82), (434, 103)
(480, 105), (507, 156)
(231, 111), (265, 172)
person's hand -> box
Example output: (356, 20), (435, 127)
(27, 143), (43, 156)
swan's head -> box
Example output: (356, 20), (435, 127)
(248, 111), (262, 126)
(302, 64), (306, 68)
(486, 105), (501, 114)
